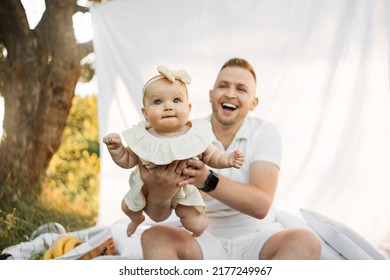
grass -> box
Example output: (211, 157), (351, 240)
(0, 194), (97, 253)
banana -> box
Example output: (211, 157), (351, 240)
(52, 235), (77, 258)
(43, 246), (54, 260)
(63, 237), (83, 255)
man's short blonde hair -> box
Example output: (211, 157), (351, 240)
(220, 58), (257, 83)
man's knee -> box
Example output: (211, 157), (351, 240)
(141, 224), (203, 260)
(141, 225), (177, 259)
(292, 228), (322, 259)
(260, 228), (321, 260)
(141, 225), (168, 246)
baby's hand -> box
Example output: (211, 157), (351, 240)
(229, 150), (245, 169)
(103, 133), (122, 150)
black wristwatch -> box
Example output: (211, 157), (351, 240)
(200, 170), (219, 193)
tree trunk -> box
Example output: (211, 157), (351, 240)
(0, 0), (93, 199)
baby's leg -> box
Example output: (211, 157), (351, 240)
(175, 204), (208, 237)
(121, 199), (145, 237)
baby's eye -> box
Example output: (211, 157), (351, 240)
(153, 99), (162, 105)
(173, 98), (181, 103)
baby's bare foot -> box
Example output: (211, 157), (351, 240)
(126, 215), (145, 237)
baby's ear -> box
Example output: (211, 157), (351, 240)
(141, 107), (148, 120)
(188, 103), (192, 112)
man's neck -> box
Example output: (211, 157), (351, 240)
(211, 118), (243, 150)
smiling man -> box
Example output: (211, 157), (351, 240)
(140, 58), (321, 260)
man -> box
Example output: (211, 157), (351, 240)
(139, 58), (321, 259)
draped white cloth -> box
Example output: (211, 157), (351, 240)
(91, 0), (390, 249)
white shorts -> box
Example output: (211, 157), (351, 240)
(196, 222), (284, 260)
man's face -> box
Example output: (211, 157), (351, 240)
(209, 66), (258, 127)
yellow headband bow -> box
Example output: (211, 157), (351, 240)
(142, 66), (192, 96)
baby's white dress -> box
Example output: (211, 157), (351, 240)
(121, 118), (213, 213)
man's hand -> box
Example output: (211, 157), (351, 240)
(140, 159), (189, 221)
(140, 160), (184, 202)
(178, 157), (208, 188)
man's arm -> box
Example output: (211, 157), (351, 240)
(181, 159), (279, 219)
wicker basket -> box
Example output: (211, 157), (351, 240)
(78, 237), (118, 260)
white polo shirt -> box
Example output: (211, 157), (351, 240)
(203, 116), (282, 238)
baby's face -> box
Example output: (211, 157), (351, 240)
(142, 78), (191, 135)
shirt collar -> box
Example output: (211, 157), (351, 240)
(205, 115), (249, 144)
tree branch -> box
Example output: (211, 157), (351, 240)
(0, 0), (31, 48)
(75, 5), (90, 13)
(78, 40), (94, 59)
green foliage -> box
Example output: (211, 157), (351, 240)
(43, 94), (100, 216)
(79, 60), (95, 83)
(0, 95), (100, 252)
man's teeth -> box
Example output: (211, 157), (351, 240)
(222, 103), (238, 110)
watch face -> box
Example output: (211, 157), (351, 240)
(207, 174), (219, 189)
(203, 171), (219, 193)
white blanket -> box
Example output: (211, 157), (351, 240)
(3, 210), (387, 260)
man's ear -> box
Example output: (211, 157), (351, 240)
(209, 90), (213, 102)
(250, 96), (259, 111)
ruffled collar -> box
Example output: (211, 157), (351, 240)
(122, 119), (213, 165)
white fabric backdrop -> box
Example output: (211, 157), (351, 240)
(91, 0), (390, 249)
